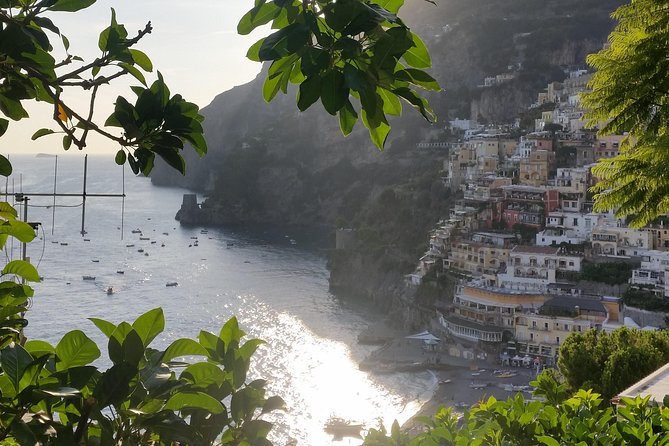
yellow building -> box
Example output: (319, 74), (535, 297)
(445, 242), (510, 285)
(519, 150), (555, 187)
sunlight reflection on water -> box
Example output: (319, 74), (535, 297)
(13, 155), (435, 445)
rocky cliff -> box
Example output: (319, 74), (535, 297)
(152, 0), (624, 305)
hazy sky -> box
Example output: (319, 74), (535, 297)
(3, 1), (264, 155)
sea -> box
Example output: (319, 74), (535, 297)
(6, 154), (436, 446)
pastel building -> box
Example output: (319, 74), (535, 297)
(497, 245), (583, 292)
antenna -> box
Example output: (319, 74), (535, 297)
(13, 154), (126, 261)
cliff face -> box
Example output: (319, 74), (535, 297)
(155, 0), (624, 304)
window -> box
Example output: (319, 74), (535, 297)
(532, 321), (537, 328)
(569, 261), (574, 266)
(573, 218), (578, 226)
(556, 336), (560, 344)
(544, 322), (549, 329)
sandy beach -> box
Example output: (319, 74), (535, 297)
(357, 321), (539, 433)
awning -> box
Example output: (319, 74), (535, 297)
(405, 331), (440, 342)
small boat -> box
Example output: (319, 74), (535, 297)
(60, 242), (68, 246)
(161, 243), (165, 247)
(126, 244), (135, 247)
(116, 270), (124, 274)
(190, 236), (198, 240)
(83, 275), (95, 281)
(166, 282), (178, 287)
(226, 242), (234, 247)
(200, 230), (208, 234)
(83, 238), (90, 242)
(438, 379), (452, 385)
(92, 259), (99, 263)
(495, 372), (516, 378)
(470, 382), (487, 389)
(51, 241), (59, 244)
(138, 249), (144, 253)
(150, 241), (156, 244)
(289, 239), (297, 245)
(140, 237), (150, 240)
(162, 232), (169, 236)
(131, 229), (142, 234)
(106, 287), (114, 295)
(324, 417), (363, 440)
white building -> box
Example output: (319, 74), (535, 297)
(630, 250), (669, 296)
(536, 211), (602, 246)
(497, 245), (583, 292)
(590, 223), (652, 258)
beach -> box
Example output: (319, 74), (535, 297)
(357, 322), (539, 434)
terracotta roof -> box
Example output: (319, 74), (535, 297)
(511, 245), (560, 255)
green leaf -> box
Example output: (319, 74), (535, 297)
(404, 32), (432, 68)
(48, 0), (96, 12)
(119, 62), (147, 85)
(238, 2), (281, 35)
(181, 362), (227, 386)
(320, 70), (348, 115)
(0, 220), (36, 243)
(31, 128), (55, 140)
(115, 149), (127, 165)
(0, 154), (11, 177)
(263, 73), (283, 102)
(132, 307), (165, 347)
(372, 0), (404, 14)
(164, 391), (225, 414)
(258, 23), (310, 61)
(2, 260), (40, 282)
(537, 436), (561, 446)
(55, 330), (101, 371)
(338, 100), (358, 136)
(361, 109), (390, 150)
(246, 37), (265, 62)
(395, 68), (440, 91)
(0, 344), (33, 391)
(24, 340), (54, 357)
(262, 395), (286, 414)
(129, 49), (153, 71)
(0, 118), (8, 138)
(378, 88), (402, 115)
(89, 317), (116, 338)
(162, 338), (208, 363)
(297, 75), (321, 111)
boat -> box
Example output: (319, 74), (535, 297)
(150, 241), (156, 244)
(140, 237), (150, 240)
(83, 238), (90, 242)
(92, 259), (99, 263)
(470, 382), (487, 389)
(162, 232), (169, 236)
(131, 229), (142, 234)
(60, 242), (68, 246)
(323, 417), (363, 440)
(126, 244), (134, 247)
(438, 379), (452, 385)
(495, 372), (516, 378)
(116, 270), (124, 274)
(106, 287), (114, 295)
(166, 282), (178, 287)
(138, 249), (144, 253)
(83, 276), (95, 280)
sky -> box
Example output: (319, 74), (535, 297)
(3, 1), (265, 155)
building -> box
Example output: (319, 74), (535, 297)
(629, 250), (669, 296)
(590, 223), (652, 258)
(444, 241), (510, 286)
(500, 185), (559, 230)
(595, 135), (625, 159)
(519, 150), (555, 187)
(536, 211), (602, 246)
(497, 245), (583, 292)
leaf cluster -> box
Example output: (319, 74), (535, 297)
(0, 1), (206, 176)
(363, 372), (669, 446)
(238, 0), (440, 150)
(0, 307), (284, 445)
(583, 1), (669, 226)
